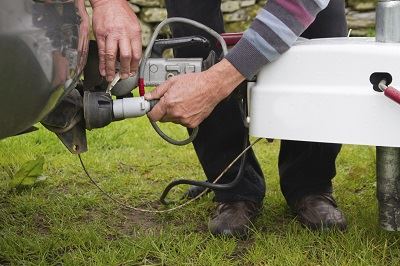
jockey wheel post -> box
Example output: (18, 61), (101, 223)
(376, 0), (400, 231)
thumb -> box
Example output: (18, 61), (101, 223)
(144, 81), (170, 100)
(147, 97), (167, 122)
(145, 80), (174, 121)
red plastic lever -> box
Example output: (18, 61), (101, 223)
(384, 86), (400, 105)
(138, 78), (145, 97)
(221, 32), (243, 46)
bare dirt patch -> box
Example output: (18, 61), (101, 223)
(229, 238), (255, 261)
(32, 213), (51, 235)
(109, 204), (165, 237)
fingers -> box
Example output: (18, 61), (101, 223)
(92, 2), (142, 81)
(99, 36), (140, 80)
(105, 36), (118, 82)
(144, 81), (170, 100)
(118, 38), (132, 79)
(131, 38), (142, 74)
(78, 35), (89, 71)
(147, 97), (168, 122)
(97, 37), (106, 77)
(145, 82), (172, 122)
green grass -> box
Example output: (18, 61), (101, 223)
(1, 118), (400, 265)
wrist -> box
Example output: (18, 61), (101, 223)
(208, 59), (246, 99)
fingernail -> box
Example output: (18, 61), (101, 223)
(100, 70), (106, 76)
(121, 73), (129, 79)
(107, 76), (113, 82)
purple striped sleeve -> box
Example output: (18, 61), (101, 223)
(225, 0), (330, 79)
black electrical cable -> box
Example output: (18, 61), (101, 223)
(140, 18), (229, 147)
(159, 127), (250, 205)
(159, 153), (247, 204)
(78, 137), (262, 213)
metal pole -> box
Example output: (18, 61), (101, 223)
(376, 0), (400, 231)
(376, 0), (400, 43)
(377, 147), (400, 230)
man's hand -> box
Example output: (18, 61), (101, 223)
(90, 0), (142, 81)
(145, 59), (245, 128)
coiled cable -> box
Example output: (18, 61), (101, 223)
(139, 17), (228, 146)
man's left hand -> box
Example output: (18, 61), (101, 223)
(145, 59), (245, 128)
(90, 0), (142, 81)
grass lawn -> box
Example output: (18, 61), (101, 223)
(1, 118), (400, 265)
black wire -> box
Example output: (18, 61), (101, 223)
(79, 130), (252, 208)
(159, 96), (251, 205)
(159, 128), (249, 205)
(159, 153), (247, 204)
(81, 96), (251, 206)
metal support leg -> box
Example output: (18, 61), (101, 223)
(377, 147), (400, 230)
(376, 0), (400, 231)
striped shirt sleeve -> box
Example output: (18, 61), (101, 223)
(225, 0), (330, 79)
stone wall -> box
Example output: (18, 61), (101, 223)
(346, 0), (376, 36)
(85, 0), (377, 46)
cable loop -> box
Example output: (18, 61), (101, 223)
(78, 138), (262, 214)
(139, 18), (229, 146)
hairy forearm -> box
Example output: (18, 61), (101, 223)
(206, 59), (246, 100)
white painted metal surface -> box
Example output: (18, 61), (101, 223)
(249, 37), (400, 147)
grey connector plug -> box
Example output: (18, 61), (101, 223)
(84, 93), (159, 130)
(113, 97), (153, 120)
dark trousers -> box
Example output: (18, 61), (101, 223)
(165, 0), (347, 205)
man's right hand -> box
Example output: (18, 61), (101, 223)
(90, 0), (142, 81)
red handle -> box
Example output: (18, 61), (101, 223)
(138, 78), (145, 97)
(384, 86), (400, 105)
(221, 33), (243, 46)
(216, 33), (244, 48)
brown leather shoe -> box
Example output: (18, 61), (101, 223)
(208, 201), (261, 237)
(292, 193), (347, 231)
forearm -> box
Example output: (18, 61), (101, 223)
(206, 59), (246, 100)
(226, 0), (331, 79)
